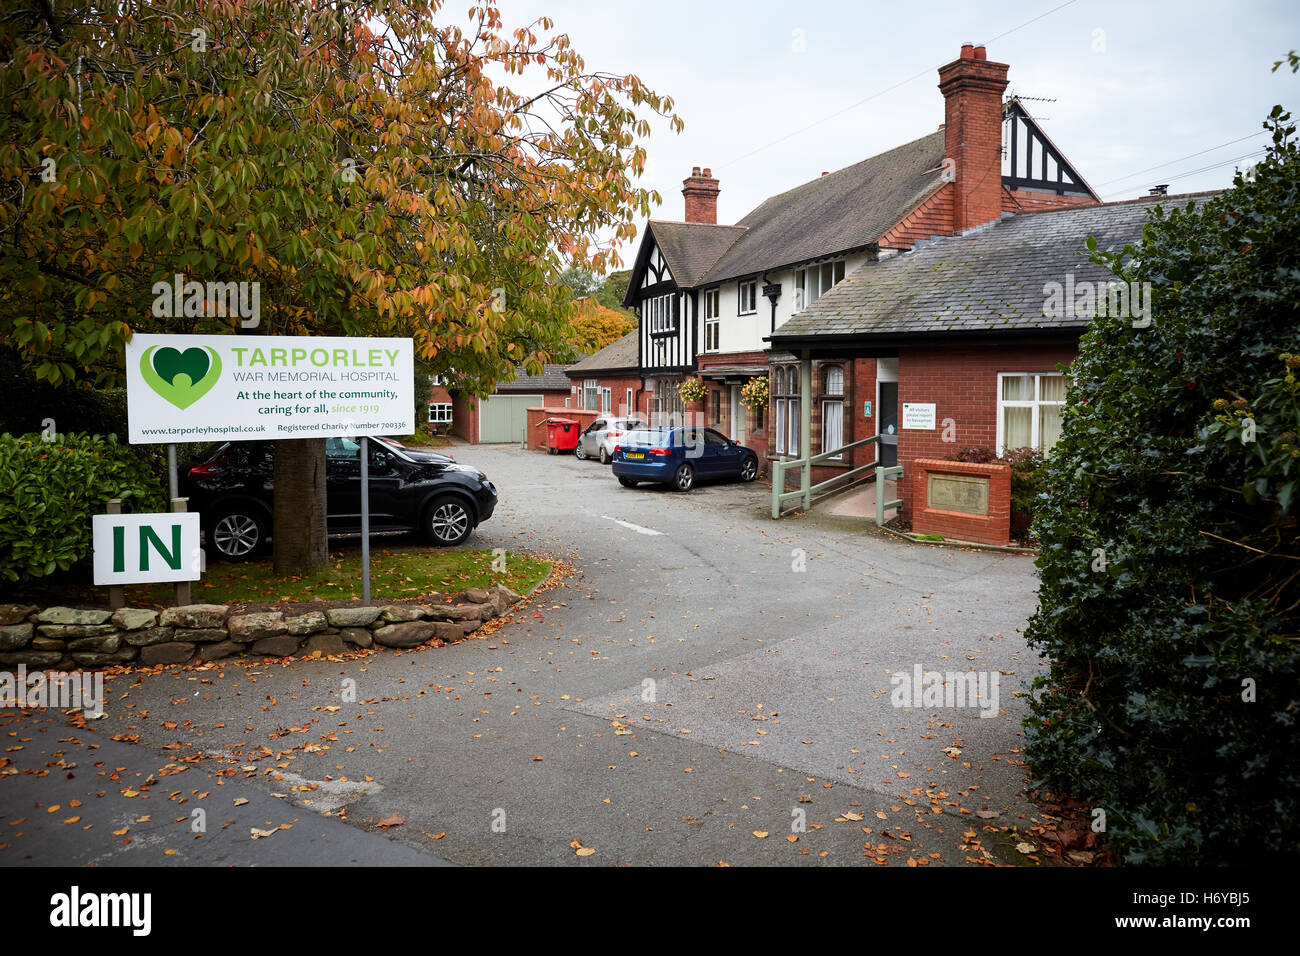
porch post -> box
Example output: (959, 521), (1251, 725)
(800, 350), (812, 509)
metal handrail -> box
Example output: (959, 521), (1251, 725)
(772, 435), (882, 518)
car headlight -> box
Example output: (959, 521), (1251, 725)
(446, 463), (487, 480)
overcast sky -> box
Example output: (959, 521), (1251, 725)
(502, 0), (1300, 270)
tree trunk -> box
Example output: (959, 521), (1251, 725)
(273, 438), (328, 575)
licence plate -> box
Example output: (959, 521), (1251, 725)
(625, 452), (645, 460)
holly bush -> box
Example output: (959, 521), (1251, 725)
(1023, 106), (1300, 864)
(0, 433), (166, 584)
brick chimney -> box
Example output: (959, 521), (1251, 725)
(682, 166), (720, 225)
(937, 44), (1010, 233)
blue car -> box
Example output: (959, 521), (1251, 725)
(611, 426), (760, 492)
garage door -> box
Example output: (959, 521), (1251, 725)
(478, 394), (542, 443)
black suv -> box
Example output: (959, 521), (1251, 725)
(182, 438), (498, 560)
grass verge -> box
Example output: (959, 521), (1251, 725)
(10, 547), (549, 608)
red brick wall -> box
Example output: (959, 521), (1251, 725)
(524, 406), (600, 451)
(938, 45), (1010, 234)
(911, 458), (1011, 546)
(895, 341), (1078, 514)
(451, 393), (478, 443)
(880, 187), (956, 249)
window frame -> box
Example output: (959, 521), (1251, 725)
(647, 292), (677, 334)
(737, 280), (757, 316)
(427, 403), (453, 424)
(996, 371), (1067, 456)
(794, 258), (847, 313)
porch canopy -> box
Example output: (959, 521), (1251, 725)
(697, 364), (767, 384)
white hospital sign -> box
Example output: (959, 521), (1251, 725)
(901, 403), (937, 430)
(93, 513), (201, 585)
(125, 333), (414, 444)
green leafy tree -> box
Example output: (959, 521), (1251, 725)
(1023, 104), (1299, 864)
(557, 266), (600, 300)
(2, 1), (680, 572)
(593, 268), (631, 311)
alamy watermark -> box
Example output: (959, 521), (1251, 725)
(1042, 275), (1151, 328)
(151, 273), (260, 328)
(890, 664), (1000, 718)
(1, 665), (104, 717)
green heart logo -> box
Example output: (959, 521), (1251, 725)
(140, 345), (222, 409)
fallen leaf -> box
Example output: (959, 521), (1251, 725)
(752, 830), (769, 839)
(233, 798), (249, 807)
(377, 814), (404, 828)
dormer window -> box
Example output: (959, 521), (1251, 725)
(738, 280), (757, 315)
(795, 259), (846, 312)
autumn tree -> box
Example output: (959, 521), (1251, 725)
(2, 0), (680, 572)
(568, 297), (633, 353)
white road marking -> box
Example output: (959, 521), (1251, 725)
(601, 515), (665, 536)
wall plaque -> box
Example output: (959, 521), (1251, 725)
(927, 473), (989, 516)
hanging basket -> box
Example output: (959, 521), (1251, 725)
(740, 375), (769, 409)
(677, 377), (707, 404)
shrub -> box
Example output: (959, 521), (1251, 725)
(1023, 107), (1300, 864)
(0, 433), (166, 583)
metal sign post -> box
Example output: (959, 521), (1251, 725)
(359, 436), (371, 604)
(167, 443), (178, 499)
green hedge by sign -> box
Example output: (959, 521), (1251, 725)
(1023, 107), (1300, 865)
(0, 433), (166, 583)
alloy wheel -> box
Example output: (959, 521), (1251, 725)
(213, 513), (261, 558)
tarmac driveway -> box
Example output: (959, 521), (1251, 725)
(1, 441), (1045, 867)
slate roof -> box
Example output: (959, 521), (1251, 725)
(565, 331), (638, 375)
(646, 221), (747, 288)
(699, 129), (949, 285)
(769, 194), (1218, 343)
(495, 364), (575, 392)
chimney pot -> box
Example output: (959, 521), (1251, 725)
(821, 171), (829, 176)
(682, 166), (720, 225)
(961, 42), (975, 58)
(973, 45), (987, 60)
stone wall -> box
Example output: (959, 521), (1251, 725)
(0, 584), (523, 673)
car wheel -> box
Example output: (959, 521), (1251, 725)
(208, 506), (268, 561)
(599, 446), (611, 465)
(739, 456), (758, 482)
(574, 442), (587, 460)
(424, 495), (475, 547)
(672, 463), (695, 492)
(618, 476), (638, 488)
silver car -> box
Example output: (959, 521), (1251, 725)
(574, 416), (647, 464)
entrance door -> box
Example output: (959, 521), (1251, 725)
(730, 386), (746, 444)
(876, 358), (898, 468)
